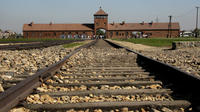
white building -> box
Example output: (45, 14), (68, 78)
(180, 31), (194, 37)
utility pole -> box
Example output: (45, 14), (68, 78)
(195, 7), (199, 37)
(155, 17), (159, 23)
(168, 15), (172, 38)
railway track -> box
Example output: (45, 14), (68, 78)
(0, 39), (199, 112)
(0, 40), (83, 50)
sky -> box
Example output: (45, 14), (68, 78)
(0, 0), (200, 33)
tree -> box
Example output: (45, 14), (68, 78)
(193, 29), (200, 37)
(96, 29), (105, 35)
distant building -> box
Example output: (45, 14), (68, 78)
(23, 8), (180, 38)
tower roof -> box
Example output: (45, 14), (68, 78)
(94, 7), (108, 16)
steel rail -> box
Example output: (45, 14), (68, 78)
(105, 39), (200, 111)
(0, 40), (84, 50)
(0, 40), (96, 112)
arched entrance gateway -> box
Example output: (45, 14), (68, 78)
(94, 7), (108, 39)
(96, 28), (106, 39)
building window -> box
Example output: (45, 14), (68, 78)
(39, 33), (42, 37)
(116, 32), (119, 36)
(104, 22), (106, 26)
(32, 32), (35, 37)
(54, 32), (56, 36)
(45, 33), (47, 37)
(96, 22), (99, 26)
(110, 32), (113, 37)
(95, 16), (106, 19)
(126, 32), (129, 36)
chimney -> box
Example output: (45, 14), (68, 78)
(140, 21), (145, 25)
(111, 21), (115, 25)
(49, 22), (53, 25)
(120, 21), (125, 25)
(29, 21), (34, 26)
(149, 21), (153, 25)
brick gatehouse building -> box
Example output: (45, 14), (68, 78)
(23, 8), (180, 38)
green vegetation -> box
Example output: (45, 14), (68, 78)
(96, 29), (105, 35)
(113, 37), (200, 47)
(62, 42), (84, 48)
(0, 38), (80, 42)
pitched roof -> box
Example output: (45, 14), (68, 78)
(108, 22), (180, 31)
(94, 8), (108, 16)
(23, 24), (94, 31)
(23, 22), (180, 32)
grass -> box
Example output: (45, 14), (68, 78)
(0, 38), (80, 42)
(113, 37), (200, 47)
(62, 42), (84, 48)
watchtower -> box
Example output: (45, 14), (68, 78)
(94, 7), (108, 36)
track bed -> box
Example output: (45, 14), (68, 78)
(19, 40), (190, 112)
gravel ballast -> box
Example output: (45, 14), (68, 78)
(109, 39), (200, 77)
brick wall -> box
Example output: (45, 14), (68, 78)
(94, 17), (108, 34)
(23, 31), (94, 38)
(24, 30), (179, 39)
(107, 30), (179, 38)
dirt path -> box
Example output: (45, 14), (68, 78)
(108, 39), (166, 52)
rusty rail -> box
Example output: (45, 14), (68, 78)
(0, 40), (96, 112)
(105, 39), (200, 111)
(0, 40), (84, 50)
